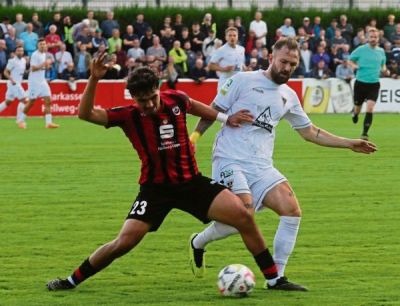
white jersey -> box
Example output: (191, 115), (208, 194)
(6, 56), (26, 84)
(213, 70), (312, 167)
(209, 43), (245, 90)
(28, 50), (46, 84)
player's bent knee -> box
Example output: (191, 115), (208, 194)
(281, 206), (302, 217)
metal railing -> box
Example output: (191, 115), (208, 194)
(1, 0), (400, 10)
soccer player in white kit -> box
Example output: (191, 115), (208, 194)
(208, 27), (245, 91)
(0, 46), (29, 128)
(189, 37), (377, 290)
(20, 38), (59, 128)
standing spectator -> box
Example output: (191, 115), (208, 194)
(55, 42), (73, 78)
(93, 43), (110, 61)
(92, 28), (108, 53)
(169, 40), (187, 75)
(391, 38), (400, 63)
(44, 47), (57, 81)
(326, 18), (338, 41)
(249, 11), (267, 46)
(127, 38), (145, 62)
(83, 11), (99, 32)
(313, 29), (329, 52)
(173, 14), (185, 41)
(353, 28), (366, 48)
(140, 27), (154, 52)
(5, 27), (17, 57)
(329, 45), (342, 72)
(296, 26), (311, 46)
(13, 13), (27, 39)
(63, 16), (74, 56)
(160, 26), (175, 54)
(160, 15), (174, 37)
(46, 12), (63, 37)
(122, 25), (138, 51)
(163, 56), (179, 89)
(331, 28), (348, 50)
(234, 16), (246, 46)
(146, 36), (167, 64)
(75, 24), (93, 54)
(103, 54), (121, 79)
(133, 13), (149, 40)
(101, 11), (119, 39)
(0, 17), (11, 39)
(74, 44), (91, 79)
(312, 16), (323, 39)
(190, 58), (207, 83)
(108, 29), (122, 54)
(279, 18), (296, 38)
(384, 14), (396, 40)
(383, 41), (393, 63)
(389, 23), (400, 43)
(31, 13), (44, 38)
(335, 55), (354, 82)
(0, 40), (7, 78)
(310, 59), (332, 79)
(183, 41), (196, 72)
(202, 29), (218, 64)
(190, 22), (206, 54)
(45, 25), (62, 55)
(302, 17), (313, 36)
(20, 23), (39, 56)
(114, 44), (127, 68)
(200, 13), (217, 37)
(208, 27), (245, 90)
(300, 41), (312, 76)
(179, 26), (190, 46)
(244, 29), (257, 59)
(270, 28), (283, 48)
(338, 14), (353, 47)
(312, 44), (331, 67)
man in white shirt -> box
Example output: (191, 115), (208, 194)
(189, 37), (377, 290)
(300, 41), (312, 76)
(21, 38), (59, 128)
(249, 11), (267, 46)
(208, 27), (245, 90)
(0, 46), (28, 128)
(55, 42), (73, 77)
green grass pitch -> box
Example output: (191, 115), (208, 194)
(1, 114), (399, 305)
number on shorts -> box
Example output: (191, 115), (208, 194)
(130, 201), (147, 215)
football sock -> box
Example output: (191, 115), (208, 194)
(363, 112), (373, 135)
(273, 216), (301, 277)
(68, 258), (99, 286)
(19, 112), (26, 122)
(45, 114), (52, 125)
(16, 102), (25, 121)
(0, 101), (7, 112)
(192, 221), (238, 249)
(254, 249), (279, 285)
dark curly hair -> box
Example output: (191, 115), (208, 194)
(126, 66), (160, 97)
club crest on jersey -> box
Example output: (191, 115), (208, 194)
(252, 107), (273, 132)
(220, 78), (233, 96)
(172, 106), (181, 115)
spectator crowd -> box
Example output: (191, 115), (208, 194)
(0, 10), (399, 86)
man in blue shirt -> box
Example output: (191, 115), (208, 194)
(100, 11), (119, 39)
(349, 27), (387, 140)
(20, 23), (38, 56)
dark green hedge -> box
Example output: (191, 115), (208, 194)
(0, 6), (396, 40)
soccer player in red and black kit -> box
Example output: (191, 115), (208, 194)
(46, 53), (302, 291)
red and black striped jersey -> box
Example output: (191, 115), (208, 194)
(105, 90), (199, 185)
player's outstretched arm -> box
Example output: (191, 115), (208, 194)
(188, 99), (253, 143)
(297, 124), (377, 154)
(78, 52), (109, 126)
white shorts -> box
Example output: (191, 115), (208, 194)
(28, 82), (51, 100)
(212, 157), (287, 211)
(5, 83), (27, 101)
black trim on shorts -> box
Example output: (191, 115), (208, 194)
(353, 80), (380, 106)
(126, 175), (226, 231)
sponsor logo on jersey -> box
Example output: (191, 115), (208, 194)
(220, 78), (233, 95)
(172, 106), (181, 115)
(252, 107), (274, 132)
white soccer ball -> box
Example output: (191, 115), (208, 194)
(217, 264), (256, 297)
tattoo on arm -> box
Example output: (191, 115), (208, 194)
(244, 203), (253, 209)
(316, 128), (321, 138)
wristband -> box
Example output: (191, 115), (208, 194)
(216, 112), (228, 124)
(189, 131), (201, 144)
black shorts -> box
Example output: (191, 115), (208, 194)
(126, 175), (226, 231)
(353, 80), (380, 106)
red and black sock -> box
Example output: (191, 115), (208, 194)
(254, 249), (278, 280)
(69, 258), (98, 286)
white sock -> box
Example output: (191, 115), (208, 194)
(45, 114), (52, 125)
(19, 112), (26, 122)
(67, 276), (76, 287)
(0, 101), (7, 112)
(273, 216), (301, 277)
(192, 221), (238, 249)
(16, 102), (25, 121)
